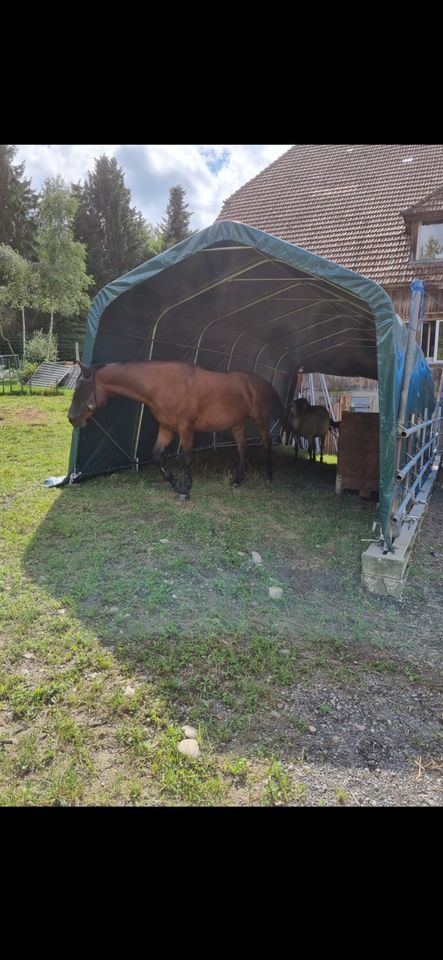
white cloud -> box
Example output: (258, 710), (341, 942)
(16, 144), (292, 230)
(16, 144), (118, 190)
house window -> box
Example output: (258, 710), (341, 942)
(421, 321), (435, 358)
(416, 222), (443, 260)
(421, 319), (442, 361)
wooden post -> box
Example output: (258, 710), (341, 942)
(416, 293), (424, 346)
(75, 342), (80, 362)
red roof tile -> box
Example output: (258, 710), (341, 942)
(217, 145), (443, 286)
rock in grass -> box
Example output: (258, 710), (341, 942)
(251, 551), (262, 564)
(182, 725), (198, 739)
(268, 586), (283, 600)
(177, 738), (200, 758)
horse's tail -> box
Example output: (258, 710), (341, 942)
(271, 387), (293, 436)
(329, 418), (340, 430)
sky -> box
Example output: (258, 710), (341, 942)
(16, 144), (293, 232)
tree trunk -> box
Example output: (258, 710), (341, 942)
(22, 306), (26, 359)
(0, 324), (15, 358)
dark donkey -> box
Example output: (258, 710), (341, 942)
(68, 361), (288, 499)
(289, 396), (340, 463)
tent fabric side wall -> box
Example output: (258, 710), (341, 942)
(62, 220), (434, 547)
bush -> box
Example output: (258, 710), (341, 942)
(16, 361), (38, 385)
(0, 366), (15, 381)
(26, 330), (58, 364)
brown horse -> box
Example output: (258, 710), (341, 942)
(68, 361), (287, 498)
(289, 396), (340, 463)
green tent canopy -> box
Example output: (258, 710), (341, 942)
(57, 220), (434, 545)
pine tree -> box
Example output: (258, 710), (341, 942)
(0, 145), (38, 257)
(160, 185), (193, 247)
(73, 155), (155, 294)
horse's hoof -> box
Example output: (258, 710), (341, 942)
(178, 493), (189, 503)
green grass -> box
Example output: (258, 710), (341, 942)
(261, 760), (296, 806)
(0, 393), (440, 806)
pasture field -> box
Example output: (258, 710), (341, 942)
(1, 392), (442, 806)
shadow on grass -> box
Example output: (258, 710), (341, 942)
(22, 444), (441, 772)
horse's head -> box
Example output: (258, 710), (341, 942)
(291, 396), (310, 416)
(68, 362), (107, 428)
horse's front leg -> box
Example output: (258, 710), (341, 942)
(153, 426), (179, 490)
(175, 426), (194, 499)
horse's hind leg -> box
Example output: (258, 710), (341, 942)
(231, 424), (246, 486)
(320, 434), (325, 463)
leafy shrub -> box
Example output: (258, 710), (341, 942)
(16, 361), (38, 385)
(26, 329), (58, 363)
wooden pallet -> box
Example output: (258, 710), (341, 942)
(335, 412), (379, 498)
(361, 458), (441, 598)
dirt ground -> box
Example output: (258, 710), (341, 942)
(236, 468), (443, 806)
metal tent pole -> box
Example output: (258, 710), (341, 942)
(396, 280), (424, 472)
(391, 279), (425, 538)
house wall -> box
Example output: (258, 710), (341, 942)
(384, 283), (443, 362)
(384, 284), (443, 321)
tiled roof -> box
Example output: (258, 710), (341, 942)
(217, 145), (443, 286)
(402, 185), (443, 216)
